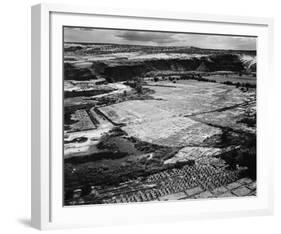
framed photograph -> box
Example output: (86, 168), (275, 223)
(31, 3), (274, 230)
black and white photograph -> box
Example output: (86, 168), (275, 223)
(63, 27), (257, 206)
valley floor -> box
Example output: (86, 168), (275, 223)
(64, 79), (256, 205)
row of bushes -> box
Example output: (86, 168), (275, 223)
(222, 81), (256, 89)
(157, 74), (256, 89)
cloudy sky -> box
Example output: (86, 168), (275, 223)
(64, 27), (256, 50)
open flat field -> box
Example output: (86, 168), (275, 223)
(142, 81), (251, 116)
(99, 80), (255, 146)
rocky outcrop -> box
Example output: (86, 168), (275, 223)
(64, 63), (97, 80)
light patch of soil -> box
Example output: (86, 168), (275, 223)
(123, 116), (221, 147)
(164, 147), (223, 164)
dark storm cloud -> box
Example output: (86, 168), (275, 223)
(115, 31), (177, 44)
(74, 27), (94, 31)
(64, 27), (256, 50)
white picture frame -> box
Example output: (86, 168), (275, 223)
(31, 3), (274, 230)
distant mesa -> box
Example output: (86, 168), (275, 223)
(63, 43), (256, 82)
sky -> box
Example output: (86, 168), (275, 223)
(64, 27), (256, 50)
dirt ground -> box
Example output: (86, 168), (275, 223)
(99, 80), (255, 146)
